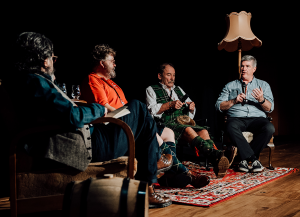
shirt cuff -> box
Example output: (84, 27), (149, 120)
(189, 108), (195, 119)
(148, 103), (164, 118)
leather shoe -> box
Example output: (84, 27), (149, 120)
(158, 173), (192, 188)
(209, 150), (230, 178)
(215, 155), (230, 178)
(148, 184), (172, 208)
(187, 171), (210, 188)
(158, 172), (210, 189)
(157, 154), (173, 174)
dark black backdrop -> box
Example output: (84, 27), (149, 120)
(1, 3), (299, 140)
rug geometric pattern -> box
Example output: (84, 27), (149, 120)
(155, 161), (297, 207)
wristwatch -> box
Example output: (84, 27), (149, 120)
(259, 98), (265, 104)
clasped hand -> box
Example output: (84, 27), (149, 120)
(170, 100), (195, 112)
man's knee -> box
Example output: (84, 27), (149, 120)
(197, 129), (209, 137)
(263, 122), (275, 135)
(226, 121), (242, 135)
(184, 127), (194, 134)
(161, 127), (175, 142)
(128, 99), (141, 107)
(163, 127), (175, 137)
(128, 99), (150, 117)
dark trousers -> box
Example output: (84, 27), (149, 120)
(226, 117), (275, 160)
(91, 99), (160, 184)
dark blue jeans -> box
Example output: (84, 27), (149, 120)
(91, 99), (160, 184)
(226, 117), (275, 160)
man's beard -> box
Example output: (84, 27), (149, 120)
(44, 65), (56, 80)
(106, 68), (116, 79)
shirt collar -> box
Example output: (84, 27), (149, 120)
(90, 72), (109, 81)
(32, 70), (52, 81)
(159, 82), (176, 91)
(240, 76), (256, 85)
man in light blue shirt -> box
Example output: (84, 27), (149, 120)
(216, 55), (275, 173)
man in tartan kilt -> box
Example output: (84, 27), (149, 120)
(146, 63), (231, 177)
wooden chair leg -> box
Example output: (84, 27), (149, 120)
(268, 143), (275, 170)
(205, 157), (209, 171)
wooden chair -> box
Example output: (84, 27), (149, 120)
(0, 83), (136, 217)
(222, 115), (275, 170)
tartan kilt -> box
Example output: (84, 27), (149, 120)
(164, 119), (209, 142)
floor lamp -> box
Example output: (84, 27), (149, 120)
(218, 11), (262, 78)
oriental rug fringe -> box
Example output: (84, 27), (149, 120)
(155, 161), (297, 207)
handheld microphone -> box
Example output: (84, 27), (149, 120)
(241, 82), (247, 106)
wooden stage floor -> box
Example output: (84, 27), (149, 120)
(1, 141), (300, 217)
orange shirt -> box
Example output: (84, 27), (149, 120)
(81, 72), (128, 109)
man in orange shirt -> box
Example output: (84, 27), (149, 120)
(81, 44), (210, 189)
(80, 51), (126, 110)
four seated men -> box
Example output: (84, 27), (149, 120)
(9, 31), (274, 210)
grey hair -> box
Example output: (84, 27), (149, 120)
(241, 55), (257, 67)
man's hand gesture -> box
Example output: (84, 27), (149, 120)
(186, 101), (195, 112)
(251, 87), (264, 103)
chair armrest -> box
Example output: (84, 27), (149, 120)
(224, 115), (228, 123)
(267, 116), (272, 122)
(9, 117), (135, 212)
(90, 117), (135, 179)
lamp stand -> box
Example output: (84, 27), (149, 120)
(238, 38), (242, 79)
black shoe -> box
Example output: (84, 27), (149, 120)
(238, 160), (249, 172)
(252, 160), (264, 172)
(187, 171), (210, 188)
(158, 173), (192, 188)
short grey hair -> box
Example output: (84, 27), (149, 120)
(241, 55), (257, 68)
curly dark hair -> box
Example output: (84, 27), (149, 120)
(14, 32), (53, 71)
(92, 44), (116, 66)
(158, 63), (175, 75)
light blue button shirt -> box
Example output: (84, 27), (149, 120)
(215, 77), (274, 118)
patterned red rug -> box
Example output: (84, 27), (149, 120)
(154, 161), (297, 207)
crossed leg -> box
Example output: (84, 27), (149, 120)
(156, 127), (175, 146)
(157, 127), (189, 174)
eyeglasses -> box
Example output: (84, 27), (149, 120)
(52, 56), (58, 63)
(104, 59), (115, 64)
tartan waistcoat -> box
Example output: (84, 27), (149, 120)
(151, 84), (189, 122)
